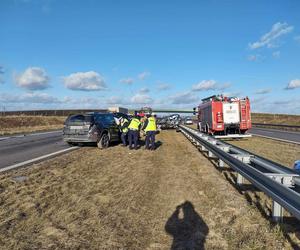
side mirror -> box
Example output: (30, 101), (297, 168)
(193, 107), (197, 115)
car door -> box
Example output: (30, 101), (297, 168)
(102, 114), (120, 141)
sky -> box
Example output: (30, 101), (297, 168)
(0, 0), (300, 114)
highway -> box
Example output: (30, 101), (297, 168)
(250, 127), (300, 144)
(0, 126), (298, 171)
(0, 131), (70, 169)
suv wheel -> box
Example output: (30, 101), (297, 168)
(97, 133), (109, 149)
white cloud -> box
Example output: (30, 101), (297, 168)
(221, 91), (241, 97)
(272, 51), (281, 58)
(106, 96), (126, 105)
(138, 87), (150, 94)
(170, 91), (199, 104)
(138, 71), (150, 80)
(63, 71), (106, 91)
(255, 88), (272, 94)
(247, 54), (262, 62)
(251, 96), (265, 104)
(218, 83), (231, 90)
(192, 80), (231, 91)
(285, 79), (300, 90)
(119, 78), (134, 85)
(62, 96), (106, 108)
(15, 67), (50, 90)
(0, 92), (61, 104)
(249, 22), (294, 50)
(252, 101), (300, 114)
(131, 93), (153, 104)
(192, 80), (217, 91)
(294, 36), (300, 43)
(273, 100), (292, 105)
(157, 83), (171, 91)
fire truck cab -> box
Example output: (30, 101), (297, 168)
(197, 95), (251, 136)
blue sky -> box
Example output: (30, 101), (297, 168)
(0, 0), (300, 114)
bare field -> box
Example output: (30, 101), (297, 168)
(252, 113), (300, 126)
(0, 130), (297, 249)
(221, 137), (300, 248)
(228, 136), (300, 168)
(0, 115), (65, 135)
(187, 124), (299, 167)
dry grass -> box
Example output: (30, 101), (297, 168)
(252, 113), (300, 126)
(223, 137), (300, 248)
(0, 115), (65, 135)
(0, 131), (295, 249)
(228, 136), (300, 168)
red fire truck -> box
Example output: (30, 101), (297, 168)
(197, 95), (251, 136)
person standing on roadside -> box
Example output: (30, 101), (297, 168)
(143, 113), (157, 150)
(128, 115), (141, 150)
(119, 116), (129, 146)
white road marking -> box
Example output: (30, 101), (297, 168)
(0, 137), (10, 141)
(0, 130), (61, 141)
(251, 133), (300, 145)
(0, 146), (79, 173)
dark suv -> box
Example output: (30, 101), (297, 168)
(63, 112), (128, 149)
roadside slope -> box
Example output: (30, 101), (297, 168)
(228, 136), (300, 167)
(0, 116), (65, 135)
(0, 130), (293, 249)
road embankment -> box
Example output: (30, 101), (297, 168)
(0, 115), (65, 136)
(0, 130), (295, 249)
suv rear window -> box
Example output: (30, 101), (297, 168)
(67, 114), (94, 123)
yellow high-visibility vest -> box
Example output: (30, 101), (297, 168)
(121, 118), (129, 133)
(128, 118), (140, 130)
(145, 117), (156, 132)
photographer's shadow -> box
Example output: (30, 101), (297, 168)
(165, 201), (209, 250)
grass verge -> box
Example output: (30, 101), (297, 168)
(0, 115), (65, 136)
(0, 131), (296, 249)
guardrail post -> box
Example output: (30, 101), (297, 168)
(265, 174), (298, 222)
(208, 151), (215, 158)
(233, 155), (251, 185)
(218, 159), (225, 168)
(272, 201), (283, 222)
(237, 173), (244, 185)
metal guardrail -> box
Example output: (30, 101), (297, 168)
(253, 123), (300, 129)
(179, 125), (300, 222)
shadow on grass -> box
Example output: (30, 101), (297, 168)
(165, 201), (208, 250)
(194, 146), (300, 248)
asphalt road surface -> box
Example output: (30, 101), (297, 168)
(0, 131), (69, 169)
(0, 127), (298, 170)
(250, 127), (300, 144)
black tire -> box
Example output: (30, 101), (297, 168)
(67, 142), (76, 146)
(97, 133), (110, 149)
